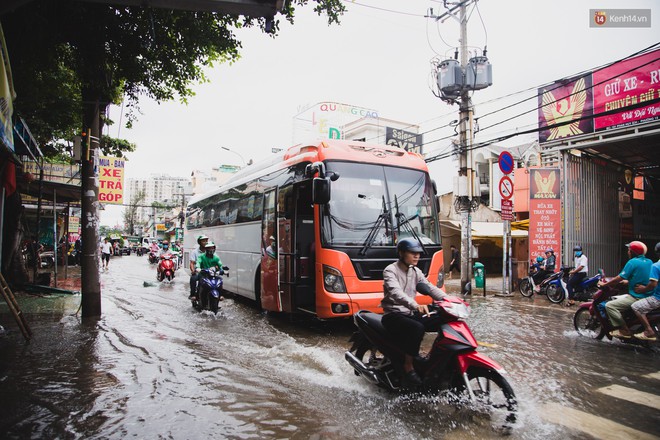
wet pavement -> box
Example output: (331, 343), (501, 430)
(0, 255), (659, 439)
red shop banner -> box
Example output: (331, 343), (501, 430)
(593, 49), (660, 131)
(529, 168), (561, 265)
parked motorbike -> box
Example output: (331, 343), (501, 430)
(193, 267), (229, 314)
(546, 267), (603, 304)
(345, 283), (517, 431)
(519, 267), (559, 297)
(573, 285), (660, 345)
(156, 254), (176, 282)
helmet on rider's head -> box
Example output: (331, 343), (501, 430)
(626, 241), (647, 256)
(536, 256), (544, 263)
(197, 235), (209, 244)
(545, 248), (554, 254)
(204, 241), (216, 252)
(573, 245), (582, 252)
(655, 242), (660, 256)
(396, 238), (423, 255)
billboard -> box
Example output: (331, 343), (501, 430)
(529, 168), (561, 263)
(593, 49), (660, 131)
(98, 156), (124, 205)
(385, 127), (423, 154)
(538, 75), (593, 143)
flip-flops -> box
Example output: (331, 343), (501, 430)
(609, 330), (632, 339)
(634, 332), (657, 341)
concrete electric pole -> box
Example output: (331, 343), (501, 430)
(432, 0), (492, 294)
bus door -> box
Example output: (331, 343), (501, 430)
(293, 181), (315, 313)
(260, 188), (281, 311)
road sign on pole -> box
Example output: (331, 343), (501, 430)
(498, 151), (514, 175)
(499, 176), (514, 200)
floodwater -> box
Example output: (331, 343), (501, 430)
(1, 255), (659, 439)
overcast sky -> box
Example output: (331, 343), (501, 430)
(101, 0), (659, 226)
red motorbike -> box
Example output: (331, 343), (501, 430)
(345, 283), (517, 432)
(157, 254), (176, 282)
(573, 285), (660, 345)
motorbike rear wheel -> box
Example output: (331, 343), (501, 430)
(519, 279), (533, 297)
(573, 307), (602, 338)
(459, 367), (517, 432)
(546, 284), (565, 304)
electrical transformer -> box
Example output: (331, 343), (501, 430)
(465, 56), (492, 90)
(437, 59), (463, 96)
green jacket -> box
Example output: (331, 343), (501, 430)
(196, 252), (222, 271)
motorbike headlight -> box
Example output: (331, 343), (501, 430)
(323, 265), (346, 293)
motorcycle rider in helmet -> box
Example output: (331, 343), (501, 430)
(599, 241), (653, 338)
(566, 245), (588, 306)
(189, 235), (209, 300)
(195, 242), (224, 302)
(381, 238), (448, 389)
(631, 242), (660, 341)
(157, 240), (174, 279)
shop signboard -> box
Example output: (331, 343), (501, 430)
(538, 75), (594, 143)
(593, 49), (660, 131)
(529, 168), (561, 262)
(98, 156), (124, 205)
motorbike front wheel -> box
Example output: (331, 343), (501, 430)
(519, 279), (533, 297)
(573, 307), (602, 338)
(209, 295), (219, 314)
(546, 284), (565, 304)
(458, 367), (517, 433)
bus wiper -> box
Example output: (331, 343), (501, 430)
(359, 195), (389, 256)
(394, 195), (427, 255)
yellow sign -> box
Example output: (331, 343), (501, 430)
(98, 156), (124, 205)
(68, 216), (80, 233)
(156, 223), (166, 231)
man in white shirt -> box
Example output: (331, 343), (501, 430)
(100, 238), (112, 269)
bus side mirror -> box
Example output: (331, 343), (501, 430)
(312, 177), (331, 204)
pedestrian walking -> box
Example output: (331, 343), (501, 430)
(100, 237), (112, 270)
(448, 244), (460, 280)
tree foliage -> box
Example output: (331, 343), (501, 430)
(1, 0), (345, 139)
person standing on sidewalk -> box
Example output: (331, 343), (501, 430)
(100, 237), (112, 270)
(448, 244), (460, 280)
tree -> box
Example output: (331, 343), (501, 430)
(1, 0), (345, 318)
(123, 189), (146, 235)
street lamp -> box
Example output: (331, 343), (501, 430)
(221, 146), (246, 166)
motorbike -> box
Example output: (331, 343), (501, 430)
(345, 283), (517, 431)
(519, 266), (559, 297)
(193, 266), (229, 314)
(546, 267), (603, 304)
(148, 250), (159, 264)
(156, 254), (176, 282)
(573, 285), (660, 345)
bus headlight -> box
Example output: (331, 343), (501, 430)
(323, 265), (346, 293)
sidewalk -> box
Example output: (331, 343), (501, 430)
(443, 275), (517, 297)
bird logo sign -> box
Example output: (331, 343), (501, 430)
(531, 169), (560, 199)
(541, 77), (588, 141)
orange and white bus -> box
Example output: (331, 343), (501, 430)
(184, 139), (445, 319)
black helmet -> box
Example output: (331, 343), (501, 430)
(397, 238), (423, 254)
(655, 242), (660, 256)
(573, 245), (582, 252)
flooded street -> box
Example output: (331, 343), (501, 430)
(1, 255), (659, 439)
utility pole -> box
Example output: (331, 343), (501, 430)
(432, 0), (491, 295)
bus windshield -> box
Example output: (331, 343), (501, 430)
(321, 162), (439, 247)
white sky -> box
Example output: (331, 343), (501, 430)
(101, 0), (659, 226)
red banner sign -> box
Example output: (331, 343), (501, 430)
(501, 199), (513, 220)
(593, 49), (660, 131)
(529, 169), (561, 261)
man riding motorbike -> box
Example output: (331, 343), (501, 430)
(566, 245), (589, 306)
(195, 241), (224, 300)
(599, 241), (653, 338)
(157, 240), (174, 279)
(631, 242), (660, 341)
(381, 238), (449, 389)
(189, 235), (208, 300)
